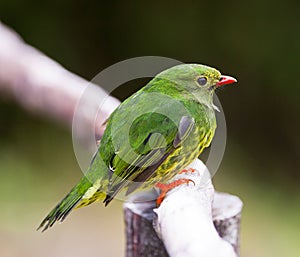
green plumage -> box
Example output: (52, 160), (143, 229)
(38, 64), (233, 231)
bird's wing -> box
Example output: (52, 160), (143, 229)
(100, 108), (195, 205)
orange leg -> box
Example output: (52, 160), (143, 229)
(156, 178), (195, 206)
(179, 168), (196, 174)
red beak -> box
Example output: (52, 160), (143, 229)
(216, 75), (237, 87)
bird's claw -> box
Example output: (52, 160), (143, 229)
(155, 178), (195, 206)
(179, 168), (196, 174)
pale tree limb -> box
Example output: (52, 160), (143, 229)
(124, 159), (242, 257)
(0, 21), (120, 139)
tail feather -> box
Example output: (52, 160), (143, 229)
(38, 152), (110, 231)
(37, 176), (94, 232)
(37, 187), (83, 232)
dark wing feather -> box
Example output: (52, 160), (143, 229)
(173, 116), (195, 148)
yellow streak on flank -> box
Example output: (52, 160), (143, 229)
(75, 179), (107, 209)
(82, 179), (101, 200)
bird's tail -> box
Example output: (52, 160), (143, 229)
(37, 176), (105, 232)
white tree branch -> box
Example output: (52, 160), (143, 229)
(0, 21), (120, 138)
(124, 159), (242, 257)
(154, 159), (238, 257)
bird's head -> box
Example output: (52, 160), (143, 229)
(157, 63), (237, 105)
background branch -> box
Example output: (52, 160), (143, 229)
(0, 21), (120, 138)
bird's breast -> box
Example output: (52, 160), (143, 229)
(142, 124), (215, 187)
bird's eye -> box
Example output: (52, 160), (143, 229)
(197, 76), (207, 86)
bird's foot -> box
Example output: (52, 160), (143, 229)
(155, 178), (195, 206)
(179, 167), (196, 174)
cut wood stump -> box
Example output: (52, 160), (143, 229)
(124, 192), (242, 257)
(124, 159), (243, 257)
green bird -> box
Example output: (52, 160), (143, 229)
(38, 64), (236, 231)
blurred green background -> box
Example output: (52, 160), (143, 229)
(0, 1), (299, 257)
